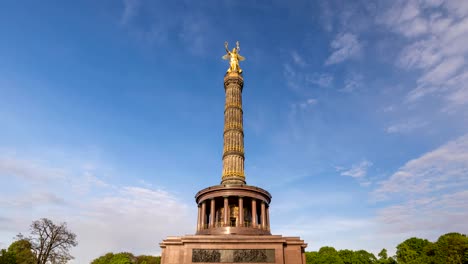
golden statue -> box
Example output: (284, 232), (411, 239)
(222, 41), (245, 74)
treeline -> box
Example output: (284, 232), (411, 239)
(306, 232), (468, 264)
(91, 252), (160, 264)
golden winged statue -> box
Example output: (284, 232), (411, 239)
(222, 41), (245, 74)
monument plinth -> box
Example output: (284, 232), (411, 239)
(160, 42), (307, 264)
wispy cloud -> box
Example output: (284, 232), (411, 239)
(386, 120), (428, 134)
(340, 72), (363, 92)
(306, 73), (333, 87)
(325, 33), (362, 65)
(0, 156), (66, 181)
(338, 160), (372, 178)
(179, 14), (210, 55)
(378, 0), (468, 106)
(291, 98), (318, 110)
(121, 0), (140, 25)
(0, 154), (192, 263)
(283, 51), (334, 92)
(373, 133), (468, 201)
(291, 51), (306, 67)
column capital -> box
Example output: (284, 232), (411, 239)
(224, 73), (244, 89)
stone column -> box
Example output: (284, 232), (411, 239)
(238, 197), (244, 227)
(197, 204), (201, 231)
(210, 199), (215, 228)
(261, 201), (266, 229)
(266, 205), (270, 229)
(201, 201), (206, 229)
(223, 197), (229, 226)
(221, 73), (246, 185)
(251, 199), (257, 228)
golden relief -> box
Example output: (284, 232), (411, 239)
(222, 41), (245, 74)
(222, 172), (245, 177)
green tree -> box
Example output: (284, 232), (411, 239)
(354, 249), (377, 263)
(310, 247), (344, 264)
(305, 251), (318, 264)
(0, 249), (16, 264)
(378, 249), (387, 260)
(91, 253), (116, 264)
(7, 239), (36, 264)
(338, 249), (355, 264)
(136, 255), (160, 264)
(91, 252), (142, 264)
(396, 237), (431, 263)
(433, 232), (468, 264)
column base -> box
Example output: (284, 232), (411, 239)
(160, 234), (307, 264)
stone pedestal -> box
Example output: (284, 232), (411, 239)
(160, 235), (307, 264)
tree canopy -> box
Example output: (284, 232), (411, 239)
(91, 252), (160, 264)
(305, 232), (468, 264)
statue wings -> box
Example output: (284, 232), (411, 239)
(222, 54), (245, 61)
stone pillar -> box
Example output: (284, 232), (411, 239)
(201, 201), (206, 229)
(197, 204), (201, 231)
(266, 205), (270, 229)
(261, 201), (266, 229)
(252, 199), (257, 227)
(221, 73), (246, 185)
(238, 197), (244, 227)
(210, 199), (215, 228)
(223, 197), (229, 226)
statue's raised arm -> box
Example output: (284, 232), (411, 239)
(222, 41), (245, 74)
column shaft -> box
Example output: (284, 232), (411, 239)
(221, 74), (246, 185)
(266, 206), (270, 230)
(210, 199), (215, 228)
(201, 201), (206, 229)
(197, 205), (201, 231)
(261, 202), (266, 229)
(223, 197), (229, 226)
(252, 199), (257, 227)
(238, 197), (244, 227)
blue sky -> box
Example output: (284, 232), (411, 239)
(1, 0), (468, 262)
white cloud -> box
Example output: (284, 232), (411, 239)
(0, 155), (193, 263)
(306, 73), (333, 87)
(291, 51), (306, 67)
(386, 120), (428, 134)
(373, 133), (468, 200)
(376, 190), (468, 235)
(338, 160), (373, 179)
(69, 186), (192, 263)
(340, 72), (363, 92)
(0, 156), (66, 181)
(291, 98), (318, 111)
(418, 57), (464, 86)
(283, 62), (334, 93)
(0, 192), (65, 208)
(325, 33), (362, 65)
(369, 133), (468, 240)
(379, 0), (468, 106)
(398, 38), (442, 69)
